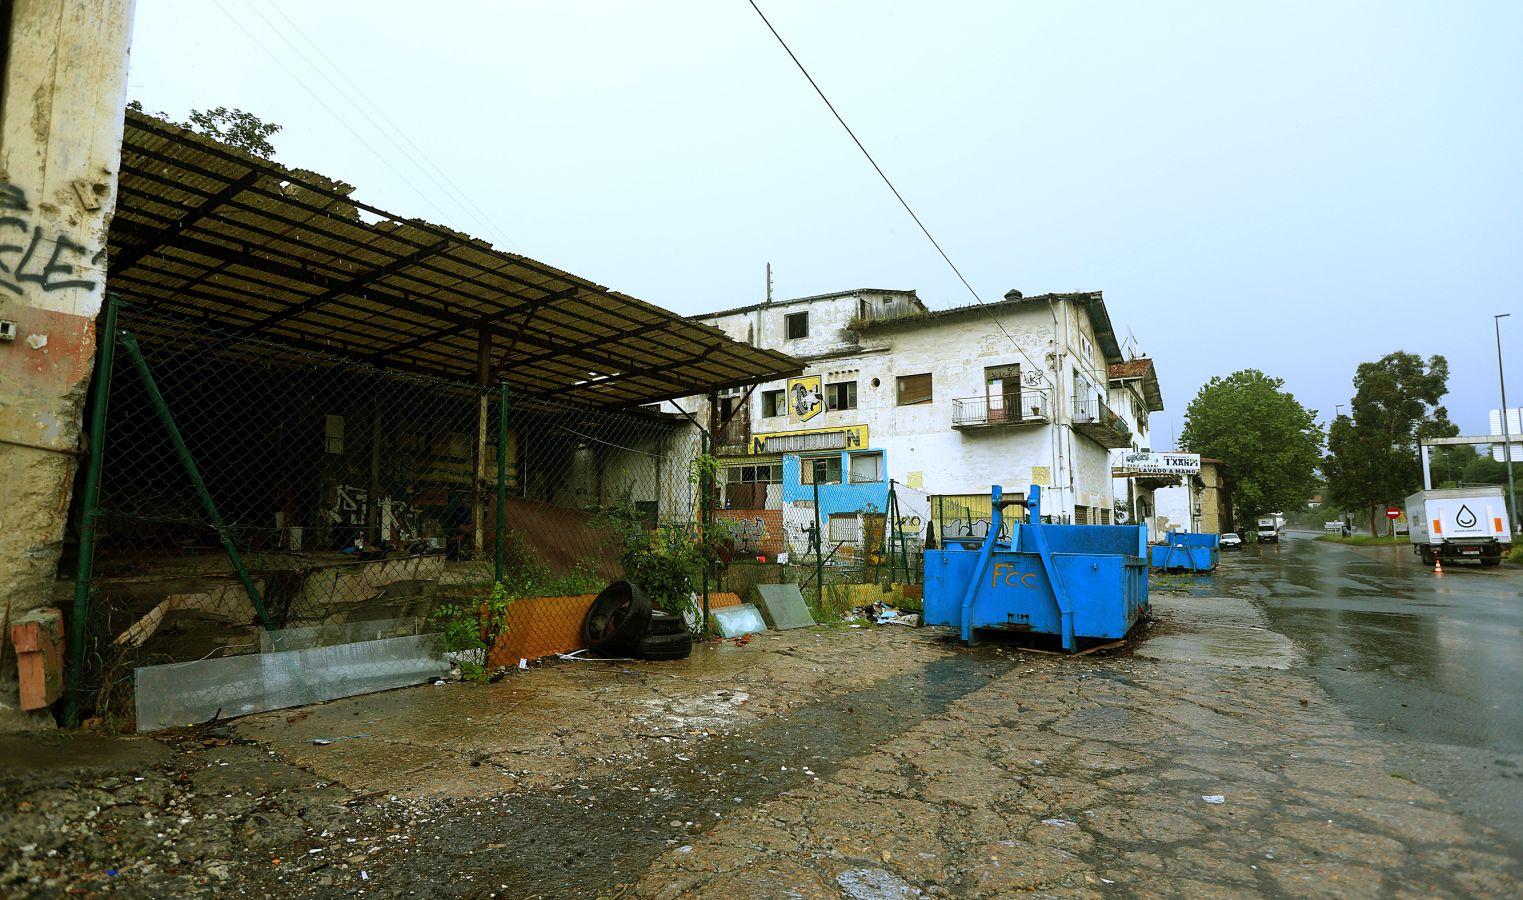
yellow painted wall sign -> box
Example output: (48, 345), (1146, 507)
(750, 423), (869, 455)
(787, 375), (823, 423)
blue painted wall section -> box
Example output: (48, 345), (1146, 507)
(781, 451), (890, 520)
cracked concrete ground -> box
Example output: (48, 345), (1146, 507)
(1, 588), (1518, 897)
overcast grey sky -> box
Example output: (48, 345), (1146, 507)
(126, 1), (1523, 445)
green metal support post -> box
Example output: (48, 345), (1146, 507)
(118, 331), (275, 630)
(812, 472), (824, 611)
(891, 481), (911, 584)
(700, 430), (711, 634)
(495, 383), (508, 585)
(64, 294), (120, 726)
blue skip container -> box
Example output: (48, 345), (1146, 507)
(923, 484), (1149, 651)
(1149, 532), (1220, 573)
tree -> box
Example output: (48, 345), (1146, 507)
(1324, 352), (1456, 534)
(129, 101), (280, 159)
(1179, 370), (1324, 524)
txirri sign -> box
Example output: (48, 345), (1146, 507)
(1112, 451), (1201, 476)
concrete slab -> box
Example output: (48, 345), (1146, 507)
(754, 584), (816, 630)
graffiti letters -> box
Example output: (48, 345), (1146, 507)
(991, 562), (1038, 589)
(0, 184), (99, 295)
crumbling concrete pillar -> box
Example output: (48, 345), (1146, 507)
(0, 0), (136, 730)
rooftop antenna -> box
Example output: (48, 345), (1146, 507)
(766, 262), (773, 303)
(1123, 327), (1139, 359)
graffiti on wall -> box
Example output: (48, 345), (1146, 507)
(325, 483), (420, 542)
(0, 185), (99, 296)
(714, 508), (785, 556)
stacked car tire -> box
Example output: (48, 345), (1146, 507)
(580, 580), (693, 660)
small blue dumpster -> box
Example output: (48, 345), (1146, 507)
(923, 484), (1149, 651)
(1149, 532), (1220, 573)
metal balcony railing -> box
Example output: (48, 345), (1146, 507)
(951, 391), (1051, 428)
(1071, 397), (1133, 448)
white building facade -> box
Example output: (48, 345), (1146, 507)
(686, 288), (1143, 549)
(1105, 359), (1170, 541)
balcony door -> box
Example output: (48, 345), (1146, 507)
(985, 365), (1021, 423)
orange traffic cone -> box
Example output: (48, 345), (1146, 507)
(1434, 557), (1443, 576)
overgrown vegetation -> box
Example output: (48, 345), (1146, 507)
(430, 535), (604, 680)
(128, 101), (282, 158)
(591, 498), (702, 619)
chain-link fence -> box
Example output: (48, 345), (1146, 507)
(66, 302), (703, 726)
(709, 474), (927, 621)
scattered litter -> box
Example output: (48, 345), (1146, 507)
(556, 649), (636, 662)
(310, 733), (369, 746)
(1202, 795), (1226, 804)
(518, 658), (528, 669)
(873, 604), (903, 624)
(361, 870), (369, 881)
(883, 613), (920, 627)
(1041, 818), (1077, 827)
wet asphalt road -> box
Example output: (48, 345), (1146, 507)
(1218, 532), (1523, 853)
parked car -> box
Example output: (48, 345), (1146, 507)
(1219, 532), (1243, 550)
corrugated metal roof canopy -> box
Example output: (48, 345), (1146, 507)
(108, 110), (799, 406)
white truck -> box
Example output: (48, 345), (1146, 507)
(1405, 487), (1513, 567)
(1255, 515), (1284, 543)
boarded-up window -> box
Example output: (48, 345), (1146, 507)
(829, 513), (861, 542)
(799, 456), (842, 484)
(896, 373), (933, 406)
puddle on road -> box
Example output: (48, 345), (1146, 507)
(1137, 596), (1302, 669)
(386, 650), (1017, 896)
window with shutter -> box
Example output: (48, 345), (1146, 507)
(896, 373), (933, 406)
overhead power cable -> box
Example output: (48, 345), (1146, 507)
(743, 1), (1053, 388)
(249, 0), (519, 251)
(208, 0), (457, 228)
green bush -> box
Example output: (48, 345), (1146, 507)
(1510, 545), (1523, 564)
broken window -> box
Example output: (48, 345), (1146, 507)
(762, 389), (786, 417)
(799, 455), (842, 485)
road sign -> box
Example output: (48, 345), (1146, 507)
(1385, 506), (1402, 519)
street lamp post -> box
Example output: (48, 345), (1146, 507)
(1496, 314), (1518, 535)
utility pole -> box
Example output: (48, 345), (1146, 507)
(1496, 313), (1518, 534)
(765, 262), (773, 303)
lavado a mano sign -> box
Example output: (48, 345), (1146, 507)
(1112, 451), (1201, 476)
